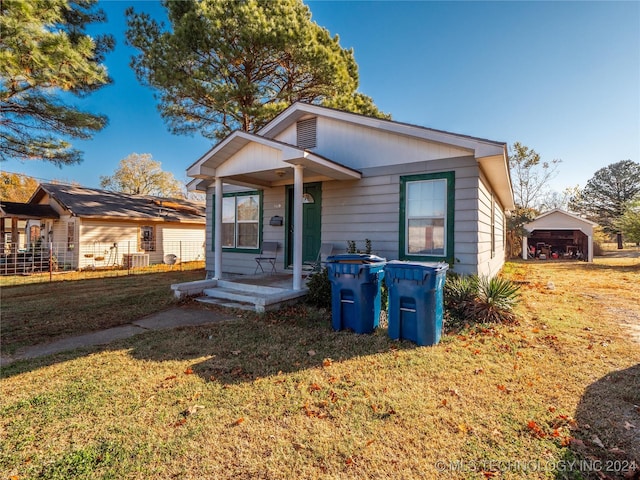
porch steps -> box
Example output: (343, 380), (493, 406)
(196, 280), (307, 313)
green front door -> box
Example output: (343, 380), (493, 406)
(285, 182), (322, 267)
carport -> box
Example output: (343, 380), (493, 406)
(522, 209), (597, 262)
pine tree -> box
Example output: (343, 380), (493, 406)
(0, 0), (113, 166)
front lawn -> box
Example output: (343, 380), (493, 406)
(0, 269), (206, 353)
(1, 259), (638, 479)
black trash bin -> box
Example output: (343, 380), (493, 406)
(384, 261), (449, 346)
(326, 254), (386, 334)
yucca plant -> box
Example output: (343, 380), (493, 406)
(471, 275), (521, 324)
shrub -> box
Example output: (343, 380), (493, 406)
(305, 267), (331, 309)
(444, 274), (520, 331)
(471, 275), (520, 324)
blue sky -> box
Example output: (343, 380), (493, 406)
(3, 0), (639, 195)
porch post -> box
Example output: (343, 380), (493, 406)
(522, 236), (528, 260)
(293, 164), (304, 290)
(214, 177), (223, 279)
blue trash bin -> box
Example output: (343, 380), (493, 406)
(384, 261), (449, 346)
(326, 254), (386, 334)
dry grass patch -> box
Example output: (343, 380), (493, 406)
(1, 259), (639, 479)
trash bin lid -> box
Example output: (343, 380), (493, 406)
(385, 260), (448, 282)
(385, 260), (449, 271)
(327, 253), (386, 264)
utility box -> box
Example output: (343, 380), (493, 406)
(326, 254), (386, 334)
(384, 261), (448, 346)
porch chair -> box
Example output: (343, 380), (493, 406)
(304, 243), (334, 272)
(254, 241), (278, 274)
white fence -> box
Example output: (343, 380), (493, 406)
(0, 241), (206, 285)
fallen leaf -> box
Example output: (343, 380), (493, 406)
(164, 375), (177, 381)
(183, 405), (205, 416)
(184, 367), (194, 375)
(482, 472), (498, 478)
(548, 406), (557, 413)
(441, 399), (448, 407)
(569, 437), (584, 447)
(365, 439), (375, 447)
(209, 375), (216, 382)
(231, 350), (241, 355)
(345, 457), (354, 466)
(527, 420), (546, 438)
(624, 421), (636, 430)
(448, 388), (460, 398)
(307, 350), (316, 356)
(309, 383), (321, 392)
(591, 435), (605, 448)
(292, 442), (306, 451)
(234, 417), (245, 425)
(323, 358), (333, 367)
(173, 418), (187, 427)
(474, 368), (484, 375)
(560, 436), (573, 447)
(458, 423), (472, 434)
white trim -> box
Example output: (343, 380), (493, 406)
(292, 165), (304, 291)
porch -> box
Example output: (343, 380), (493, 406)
(171, 272), (311, 313)
(186, 129), (361, 292)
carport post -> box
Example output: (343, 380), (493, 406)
(522, 236), (528, 260)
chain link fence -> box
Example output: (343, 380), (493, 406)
(0, 241), (206, 286)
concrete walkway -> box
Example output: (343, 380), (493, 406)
(0, 307), (233, 367)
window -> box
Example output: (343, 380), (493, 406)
(67, 222), (75, 251)
(140, 225), (156, 251)
(491, 194), (496, 258)
(296, 117), (317, 149)
(218, 191), (261, 250)
(399, 172), (454, 262)
(29, 225), (41, 244)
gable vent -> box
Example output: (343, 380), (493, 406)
(296, 117), (317, 149)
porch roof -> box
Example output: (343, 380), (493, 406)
(0, 201), (59, 220)
(187, 130), (362, 190)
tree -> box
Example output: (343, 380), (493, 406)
(125, 0), (388, 141)
(506, 142), (560, 257)
(100, 153), (185, 198)
(569, 160), (640, 233)
(509, 142), (561, 210)
(539, 186), (580, 212)
(615, 196), (640, 244)
(0, 0), (113, 166)
(0, 172), (38, 202)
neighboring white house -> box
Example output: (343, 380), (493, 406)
(187, 102), (515, 290)
(21, 183), (207, 270)
(522, 209), (597, 262)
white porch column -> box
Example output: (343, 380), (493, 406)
(587, 235), (593, 262)
(522, 236), (528, 260)
(214, 177), (223, 279)
(293, 165), (304, 290)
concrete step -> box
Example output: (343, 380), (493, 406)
(216, 280), (285, 295)
(203, 287), (265, 306)
(196, 296), (257, 312)
(199, 282), (309, 313)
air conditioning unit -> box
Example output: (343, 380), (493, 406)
(123, 253), (150, 269)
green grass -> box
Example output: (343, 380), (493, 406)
(1, 259), (639, 479)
